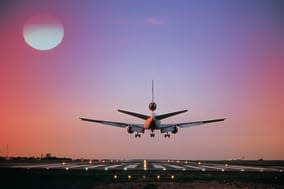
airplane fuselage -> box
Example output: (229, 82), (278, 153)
(144, 114), (161, 131)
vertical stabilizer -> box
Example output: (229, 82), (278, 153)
(152, 80), (154, 102)
(149, 80), (157, 111)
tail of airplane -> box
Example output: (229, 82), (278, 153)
(117, 80), (188, 120)
(148, 80), (157, 111)
(152, 80), (154, 102)
(148, 80), (187, 119)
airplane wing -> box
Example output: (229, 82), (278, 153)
(177, 118), (225, 128)
(79, 117), (144, 131)
(160, 118), (225, 133)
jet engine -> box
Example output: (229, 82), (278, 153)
(171, 126), (178, 134)
(148, 102), (157, 111)
(127, 126), (134, 134)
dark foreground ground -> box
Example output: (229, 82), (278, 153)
(1, 168), (283, 189)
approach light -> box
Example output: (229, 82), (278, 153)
(171, 175), (175, 180)
(113, 175), (118, 180)
(157, 175), (160, 180)
(143, 160), (147, 170)
(128, 175), (131, 180)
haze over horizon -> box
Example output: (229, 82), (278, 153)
(1, 0), (284, 160)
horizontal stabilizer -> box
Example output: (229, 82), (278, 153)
(156, 110), (188, 120)
(117, 109), (149, 120)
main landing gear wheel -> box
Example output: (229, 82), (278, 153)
(150, 133), (155, 138)
(164, 133), (170, 138)
(135, 133), (141, 138)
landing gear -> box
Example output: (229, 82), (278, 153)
(150, 133), (155, 138)
(135, 133), (141, 138)
(164, 133), (170, 138)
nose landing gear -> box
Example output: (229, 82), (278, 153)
(164, 133), (170, 138)
(135, 133), (141, 138)
(150, 133), (155, 138)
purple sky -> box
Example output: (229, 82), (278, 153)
(0, 0), (284, 160)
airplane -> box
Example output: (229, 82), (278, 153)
(79, 81), (225, 138)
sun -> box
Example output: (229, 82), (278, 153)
(23, 13), (64, 51)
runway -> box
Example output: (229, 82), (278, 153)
(1, 160), (283, 189)
(1, 159), (283, 172)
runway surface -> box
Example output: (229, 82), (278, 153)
(1, 159), (283, 172)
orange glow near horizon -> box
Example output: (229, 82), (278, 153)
(1, 1), (284, 160)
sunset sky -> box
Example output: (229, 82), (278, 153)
(0, 0), (284, 160)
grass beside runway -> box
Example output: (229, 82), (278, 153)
(0, 168), (283, 189)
